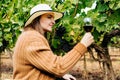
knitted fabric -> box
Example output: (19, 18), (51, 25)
(13, 29), (87, 80)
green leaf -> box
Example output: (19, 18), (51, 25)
(97, 14), (107, 22)
(52, 39), (60, 48)
(0, 41), (2, 47)
(4, 33), (12, 41)
(109, 1), (120, 10)
(70, 0), (78, 5)
(3, 27), (11, 32)
(97, 3), (109, 12)
(109, 1), (115, 9)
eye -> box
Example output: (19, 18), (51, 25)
(47, 15), (54, 19)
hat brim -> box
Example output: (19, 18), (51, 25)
(25, 10), (63, 27)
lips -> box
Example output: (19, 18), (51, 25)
(49, 23), (54, 27)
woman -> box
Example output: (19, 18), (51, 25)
(13, 4), (94, 80)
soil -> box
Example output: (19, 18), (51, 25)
(0, 47), (120, 80)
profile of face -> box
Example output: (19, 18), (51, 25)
(39, 13), (55, 33)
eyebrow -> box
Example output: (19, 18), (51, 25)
(47, 14), (54, 18)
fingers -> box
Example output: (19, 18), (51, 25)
(70, 76), (76, 80)
(80, 33), (94, 47)
(62, 74), (76, 80)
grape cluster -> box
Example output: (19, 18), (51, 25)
(0, 39), (9, 53)
(55, 26), (66, 37)
(51, 26), (75, 53)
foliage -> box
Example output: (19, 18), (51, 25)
(0, 0), (120, 54)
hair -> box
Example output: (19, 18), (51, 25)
(24, 16), (48, 36)
(24, 16), (41, 30)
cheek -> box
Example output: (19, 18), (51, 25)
(40, 20), (48, 27)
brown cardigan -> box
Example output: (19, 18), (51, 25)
(13, 29), (87, 80)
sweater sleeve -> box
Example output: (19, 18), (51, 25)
(25, 32), (87, 77)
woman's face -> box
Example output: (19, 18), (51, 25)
(39, 13), (55, 33)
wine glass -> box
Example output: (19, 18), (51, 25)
(83, 17), (93, 32)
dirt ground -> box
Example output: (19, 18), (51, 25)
(0, 47), (120, 80)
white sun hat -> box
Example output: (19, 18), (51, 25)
(24, 4), (63, 27)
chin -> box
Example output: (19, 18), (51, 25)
(46, 29), (52, 32)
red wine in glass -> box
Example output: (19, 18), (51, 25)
(83, 25), (93, 32)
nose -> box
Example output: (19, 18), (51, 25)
(51, 18), (55, 25)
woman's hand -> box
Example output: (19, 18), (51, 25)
(80, 32), (94, 47)
(62, 74), (76, 80)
